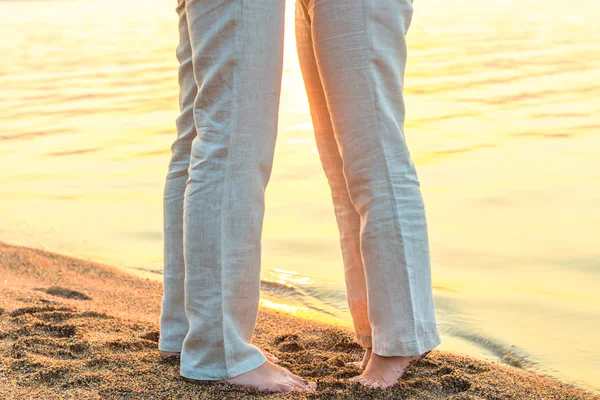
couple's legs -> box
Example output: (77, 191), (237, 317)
(294, 0), (441, 362)
(160, 0), (440, 390)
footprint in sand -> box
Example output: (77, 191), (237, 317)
(274, 333), (305, 353)
(34, 286), (92, 300)
(105, 338), (157, 353)
(400, 354), (484, 396)
(12, 336), (90, 360)
(9, 305), (73, 317)
(0, 299), (121, 389)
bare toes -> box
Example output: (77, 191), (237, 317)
(371, 380), (385, 389)
(289, 373), (307, 384)
(287, 373), (316, 390)
(355, 377), (371, 385)
(347, 360), (365, 369)
(266, 383), (295, 393)
(286, 379), (315, 392)
(356, 377), (382, 388)
(298, 379), (317, 391)
(358, 377), (374, 387)
(291, 381), (315, 392)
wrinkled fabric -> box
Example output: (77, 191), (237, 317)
(160, 0), (440, 382)
(294, 0), (441, 356)
(159, 0), (285, 380)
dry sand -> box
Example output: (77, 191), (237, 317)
(0, 240), (597, 399)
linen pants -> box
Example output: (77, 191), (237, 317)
(159, 0), (285, 380)
(295, 0), (441, 356)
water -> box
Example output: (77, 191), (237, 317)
(1, 0), (599, 393)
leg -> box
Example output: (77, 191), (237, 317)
(159, 0), (195, 356)
(298, 0), (441, 386)
(179, 0), (314, 392)
(159, 0), (282, 366)
(294, 0), (372, 353)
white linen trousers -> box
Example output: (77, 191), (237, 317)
(293, 0), (441, 356)
(159, 0), (441, 381)
(159, 0), (286, 380)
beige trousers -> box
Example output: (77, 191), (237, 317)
(160, 0), (441, 381)
(294, 0), (441, 356)
(159, 0), (285, 380)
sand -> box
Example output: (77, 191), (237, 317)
(0, 240), (597, 399)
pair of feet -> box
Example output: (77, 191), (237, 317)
(160, 347), (430, 392)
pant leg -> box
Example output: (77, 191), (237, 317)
(179, 0), (286, 380)
(159, 0), (196, 353)
(294, 1), (372, 349)
(299, 0), (441, 357)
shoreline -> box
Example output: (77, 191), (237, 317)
(1, 240), (597, 399)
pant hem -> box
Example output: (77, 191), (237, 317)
(180, 351), (268, 381)
(158, 345), (183, 353)
(158, 337), (186, 353)
(372, 326), (441, 357)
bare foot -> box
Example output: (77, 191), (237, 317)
(347, 348), (372, 369)
(349, 351), (431, 389)
(159, 349), (280, 364)
(184, 359), (317, 393)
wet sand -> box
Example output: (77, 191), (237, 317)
(0, 240), (597, 399)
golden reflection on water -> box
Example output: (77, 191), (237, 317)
(259, 299), (345, 327)
(1, 0), (599, 393)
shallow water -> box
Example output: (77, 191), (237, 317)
(1, 0), (599, 393)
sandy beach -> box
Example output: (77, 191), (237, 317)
(2, 0), (600, 392)
(0, 240), (596, 399)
